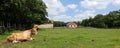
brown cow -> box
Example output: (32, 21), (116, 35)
(7, 24), (39, 43)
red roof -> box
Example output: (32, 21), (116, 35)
(67, 21), (77, 25)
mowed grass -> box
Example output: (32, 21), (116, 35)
(0, 28), (120, 48)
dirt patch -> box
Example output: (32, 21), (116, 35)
(1, 41), (14, 48)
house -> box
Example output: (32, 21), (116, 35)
(38, 24), (53, 28)
(67, 21), (78, 28)
(38, 20), (54, 28)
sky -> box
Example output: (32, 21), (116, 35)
(43, 0), (120, 22)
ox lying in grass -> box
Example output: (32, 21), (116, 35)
(7, 24), (39, 43)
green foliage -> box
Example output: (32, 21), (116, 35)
(81, 10), (120, 28)
(1, 28), (120, 48)
(54, 21), (66, 27)
(0, 0), (48, 24)
(0, 0), (48, 31)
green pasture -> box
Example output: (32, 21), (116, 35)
(0, 28), (120, 48)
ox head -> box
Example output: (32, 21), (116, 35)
(33, 24), (39, 29)
(31, 28), (38, 35)
(31, 24), (39, 35)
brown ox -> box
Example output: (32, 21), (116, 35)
(7, 24), (39, 43)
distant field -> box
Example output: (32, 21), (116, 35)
(0, 28), (120, 48)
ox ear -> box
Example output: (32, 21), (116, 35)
(33, 24), (39, 28)
(31, 29), (38, 35)
(31, 29), (35, 32)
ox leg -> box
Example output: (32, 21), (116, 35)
(28, 37), (34, 41)
(30, 37), (34, 40)
(12, 40), (19, 43)
(12, 35), (19, 43)
(25, 37), (34, 41)
(12, 38), (21, 43)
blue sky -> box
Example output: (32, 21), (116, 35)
(43, 0), (120, 22)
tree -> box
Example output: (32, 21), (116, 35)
(104, 11), (119, 28)
(0, 0), (48, 31)
(81, 19), (89, 26)
(81, 10), (120, 28)
(54, 21), (66, 27)
(91, 14), (107, 28)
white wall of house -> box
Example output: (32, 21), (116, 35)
(38, 24), (53, 28)
(68, 24), (77, 28)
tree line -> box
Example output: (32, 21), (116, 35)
(81, 10), (120, 28)
(53, 21), (67, 27)
(54, 10), (120, 28)
(0, 0), (48, 34)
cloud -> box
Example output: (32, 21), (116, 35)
(73, 10), (96, 21)
(43, 0), (67, 15)
(48, 15), (72, 22)
(112, 0), (120, 6)
(43, 0), (120, 22)
(80, 0), (112, 9)
(67, 4), (78, 9)
(48, 10), (96, 22)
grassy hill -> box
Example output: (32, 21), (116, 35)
(0, 28), (120, 48)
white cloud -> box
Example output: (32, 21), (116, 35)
(67, 4), (78, 9)
(43, 0), (120, 22)
(80, 0), (112, 9)
(43, 0), (67, 15)
(48, 10), (96, 22)
(112, 0), (120, 6)
(48, 15), (72, 22)
(73, 10), (96, 21)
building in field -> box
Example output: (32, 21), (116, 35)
(38, 24), (53, 28)
(67, 21), (78, 28)
(38, 20), (54, 28)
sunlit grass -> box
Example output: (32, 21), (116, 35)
(0, 28), (120, 48)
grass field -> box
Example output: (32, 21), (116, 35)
(0, 28), (120, 48)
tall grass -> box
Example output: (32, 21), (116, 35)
(0, 28), (120, 48)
